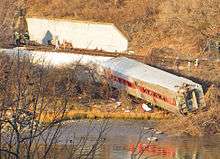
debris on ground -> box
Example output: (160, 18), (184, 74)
(147, 137), (158, 142)
(143, 127), (151, 130)
(124, 109), (131, 113)
(155, 130), (163, 135)
(142, 103), (152, 112)
(115, 101), (122, 109)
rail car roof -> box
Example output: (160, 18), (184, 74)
(101, 57), (201, 92)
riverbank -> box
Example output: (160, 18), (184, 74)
(42, 109), (170, 122)
(41, 102), (171, 123)
(1, 49), (219, 137)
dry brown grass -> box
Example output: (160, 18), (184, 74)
(27, 0), (220, 56)
(40, 92), (171, 122)
(41, 108), (170, 123)
(1, 0), (220, 57)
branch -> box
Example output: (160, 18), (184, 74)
(0, 148), (18, 158)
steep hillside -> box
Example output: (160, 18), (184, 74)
(1, 0), (220, 57)
(0, 0), (17, 46)
(27, 0), (220, 57)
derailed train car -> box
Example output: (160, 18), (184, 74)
(99, 57), (206, 115)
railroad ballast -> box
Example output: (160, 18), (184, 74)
(99, 57), (206, 115)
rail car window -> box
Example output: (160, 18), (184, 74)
(144, 89), (149, 95)
(156, 94), (162, 100)
(120, 78), (124, 84)
(124, 80), (127, 85)
(119, 78), (124, 84)
(154, 93), (159, 98)
(137, 85), (176, 106)
(111, 75), (134, 89)
(123, 79), (127, 85)
(161, 96), (167, 101)
(118, 78), (122, 83)
(125, 81), (130, 87)
(162, 97), (167, 102)
(139, 86), (145, 93)
(152, 92), (155, 97)
(109, 74), (113, 79)
(115, 76), (119, 82)
(170, 99), (176, 105)
(127, 81), (132, 87)
(112, 75), (115, 79)
(186, 91), (195, 110)
(194, 90), (200, 105)
(179, 90), (199, 111)
(148, 91), (153, 96)
(131, 82), (136, 88)
(111, 76), (114, 80)
(111, 75), (114, 80)
(121, 78), (124, 84)
(109, 75), (177, 106)
(117, 78), (121, 83)
(115, 77), (118, 82)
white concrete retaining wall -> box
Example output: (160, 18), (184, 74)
(27, 18), (128, 53)
(0, 48), (113, 67)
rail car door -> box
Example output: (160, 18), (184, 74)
(176, 95), (187, 114)
(186, 90), (199, 111)
(177, 89), (199, 114)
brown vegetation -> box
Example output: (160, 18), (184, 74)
(22, 0), (220, 56)
(0, 53), (111, 159)
(0, 52), (164, 158)
(158, 85), (220, 136)
(1, 0), (220, 57)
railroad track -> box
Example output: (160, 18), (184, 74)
(26, 45), (145, 61)
(25, 45), (220, 66)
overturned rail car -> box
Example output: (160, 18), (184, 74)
(99, 57), (206, 114)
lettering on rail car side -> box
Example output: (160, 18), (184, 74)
(107, 73), (176, 106)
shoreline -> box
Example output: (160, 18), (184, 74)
(41, 109), (171, 123)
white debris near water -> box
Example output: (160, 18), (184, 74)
(142, 104), (152, 112)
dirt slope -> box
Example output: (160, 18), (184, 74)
(26, 0), (220, 57)
(1, 0), (220, 57)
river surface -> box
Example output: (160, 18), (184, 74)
(53, 120), (220, 159)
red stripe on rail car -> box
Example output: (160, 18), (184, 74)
(108, 74), (176, 106)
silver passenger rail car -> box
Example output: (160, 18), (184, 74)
(99, 57), (206, 115)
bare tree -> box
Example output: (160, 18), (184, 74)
(0, 51), (110, 159)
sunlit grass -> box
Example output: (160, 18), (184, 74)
(40, 108), (170, 123)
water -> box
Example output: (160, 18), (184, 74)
(105, 135), (220, 159)
(56, 120), (220, 159)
